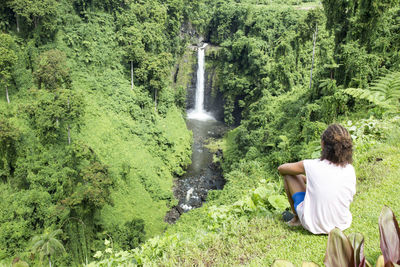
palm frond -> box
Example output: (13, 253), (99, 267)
(49, 229), (63, 239)
(48, 238), (66, 253)
(30, 229), (65, 260)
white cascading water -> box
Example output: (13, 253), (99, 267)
(187, 43), (215, 121)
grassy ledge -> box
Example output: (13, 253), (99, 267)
(125, 132), (400, 267)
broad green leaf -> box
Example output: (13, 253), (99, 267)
(268, 195), (289, 211)
(271, 259), (296, 267)
(252, 186), (268, 205)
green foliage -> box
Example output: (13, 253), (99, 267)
(0, 184), (54, 259)
(12, 259), (29, 267)
(31, 229), (65, 265)
(344, 71), (400, 111)
(33, 49), (71, 90)
(323, 0), (400, 86)
(89, 238), (137, 266)
(108, 219), (145, 251)
(25, 89), (84, 143)
(115, 0), (186, 110)
(8, 0), (56, 24)
(7, 0), (59, 41)
(206, 183), (285, 231)
(0, 33), (17, 86)
(62, 143), (113, 209)
(0, 0), (193, 264)
(0, 117), (20, 182)
(62, 11), (121, 67)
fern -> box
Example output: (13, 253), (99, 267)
(344, 71), (400, 110)
(370, 71), (400, 104)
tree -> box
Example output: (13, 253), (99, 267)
(322, 0), (354, 45)
(0, 33), (17, 104)
(116, 1), (168, 91)
(30, 50), (80, 145)
(0, 117), (20, 183)
(61, 142), (113, 216)
(109, 219), (145, 250)
(25, 89), (84, 144)
(353, 0), (399, 46)
(33, 49), (71, 90)
(134, 52), (172, 111)
(31, 229), (65, 267)
(8, 0), (57, 29)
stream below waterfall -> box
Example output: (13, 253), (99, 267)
(165, 43), (227, 223)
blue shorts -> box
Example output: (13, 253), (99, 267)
(292, 192), (305, 212)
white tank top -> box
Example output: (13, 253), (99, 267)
(298, 159), (356, 234)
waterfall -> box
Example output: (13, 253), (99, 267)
(187, 43), (215, 121)
(165, 43), (227, 222)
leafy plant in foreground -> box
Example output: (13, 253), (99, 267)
(206, 182), (289, 231)
(271, 206), (400, 267)
(324, 229), (367, 267)
(378, 206), (400, 267)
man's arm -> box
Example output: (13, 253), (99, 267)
(278, 161), (305, 176)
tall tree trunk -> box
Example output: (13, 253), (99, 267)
(6, 85), (10, 104)
(154, 88), (157, 113)
(67, 125), (71, 145)
(309, 24), (318, 90)
(48, 256), (51, 267)
(15, 14), (20, 32)
(131, 61), (134, 90)
(33, 16), (38, 29)
(67, 97), (71, 145)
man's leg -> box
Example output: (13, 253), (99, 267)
(283, 175), (306, 224)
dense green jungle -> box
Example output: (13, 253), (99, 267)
(0, 0), (400, 266)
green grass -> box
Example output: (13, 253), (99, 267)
(251, 143), (400, 266)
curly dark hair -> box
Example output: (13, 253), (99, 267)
(320, 124), (353, 167)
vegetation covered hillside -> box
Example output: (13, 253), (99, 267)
(87, 0), (400, 266)
(0, 0), (202, 265)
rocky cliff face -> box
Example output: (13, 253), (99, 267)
(203, 62), (224, 121)
(186, 54), (197, 111)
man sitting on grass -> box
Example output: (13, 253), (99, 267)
(278, 124), (356, 234)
